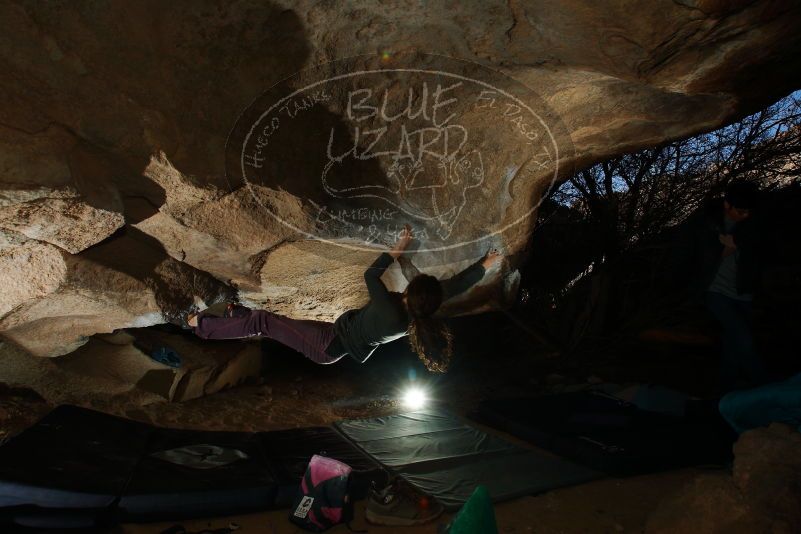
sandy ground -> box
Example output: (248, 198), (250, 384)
(117, 468), (704, 534)
(0, 313), (728, 533)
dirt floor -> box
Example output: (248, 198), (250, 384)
(0, 311), (732, 533)
(118, 468), (706, 534)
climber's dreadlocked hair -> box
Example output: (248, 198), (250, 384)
(405, 274), (453, 373)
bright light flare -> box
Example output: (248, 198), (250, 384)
(402, 386), (428, 410)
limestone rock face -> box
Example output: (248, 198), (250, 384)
(0, 196), (124, 253)
(646, 424), (801, 534)
(1, 0), (800, 355)
(55, 330), (262, 403)
(0, 230), (67, 317)
(0, 229), (235, 357)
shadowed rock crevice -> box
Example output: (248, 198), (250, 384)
(78, 226), (238, 323)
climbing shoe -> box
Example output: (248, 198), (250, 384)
(178, 305), (200, 330)
(365, 478), (444, 526)
(223, 302), (250, 318)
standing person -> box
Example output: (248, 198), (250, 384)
(188, 226), (503, 372)
(675, 181), (767, 391)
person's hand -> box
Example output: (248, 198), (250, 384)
(397, 224), (413, 248)
(481, 248), (503, 270)
(719, 233), (736, 249)
(389, 224), (413, 259)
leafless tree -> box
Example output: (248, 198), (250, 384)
(525, 91), (801, 350)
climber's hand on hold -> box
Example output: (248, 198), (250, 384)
(390, 224), (414, 259)
(481, 248), (504, 270)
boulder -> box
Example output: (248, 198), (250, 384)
(0, 0), (800, 356)
(0, 197), (124, 253)
(0, 234), (235, 357)
(0, 230), (67, 317)
(54, 330), (263, 402)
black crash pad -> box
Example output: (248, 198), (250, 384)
(471, 391), (734, 476)
(0, 405), (385, 528)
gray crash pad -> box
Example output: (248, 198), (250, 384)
(335, 408), (603, 510)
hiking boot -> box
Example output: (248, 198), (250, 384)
(365, 478), (444, 526)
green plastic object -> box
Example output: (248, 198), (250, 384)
(441, 485), (498, 534)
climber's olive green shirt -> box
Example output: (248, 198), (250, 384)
(332, 253), (486, 363)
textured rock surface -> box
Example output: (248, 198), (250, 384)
(646, 423), (801, 534)
(0, 230), (67, 317)
(1, 0), (800, 355)
(0, 196), (123, 253)
(0, 230), (235, 357)
(54, 330), (263, 402)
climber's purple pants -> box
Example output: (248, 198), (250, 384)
(193, 309), (343, 365)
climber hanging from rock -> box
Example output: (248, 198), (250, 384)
(187, 225), (502, 371)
